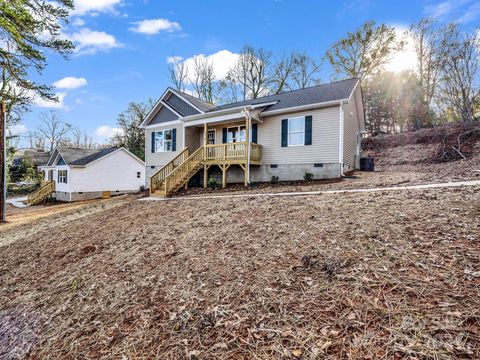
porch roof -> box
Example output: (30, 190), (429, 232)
(181, 102), (275, 127)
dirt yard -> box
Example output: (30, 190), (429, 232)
(1, 173), (479, 358)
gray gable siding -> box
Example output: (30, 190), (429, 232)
(165, 93), (200, 116)
(148, 105), (179, 125)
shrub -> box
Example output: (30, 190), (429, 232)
(304, 172), (314, 181)
(208, 177), (217, 189)
(270, 175), (279, 184)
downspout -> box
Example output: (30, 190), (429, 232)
(339, 102), (345, 177)
(243, 107), (252, 185)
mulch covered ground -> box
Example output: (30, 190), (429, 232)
(1, 183), (479, 359)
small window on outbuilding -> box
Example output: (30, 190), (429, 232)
(137, 172), (141, 178)
(58, 170), (67, 184)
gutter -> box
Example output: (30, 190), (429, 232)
(181, 101), (278, 122)
(261, 98), (349, 116)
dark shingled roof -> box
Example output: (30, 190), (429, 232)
(11, 150), (51, 167)
(173, 89), (216, 112)
(209, 78), (358, 113)
(56, 147), (120, 166)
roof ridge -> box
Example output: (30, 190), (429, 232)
(213, 78), (358, 109)
(169, 88), (215, 107)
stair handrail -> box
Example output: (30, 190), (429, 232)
(150, 147), (189, 194)
(164, 146), (204, 196)
(27, 180), (55, 205)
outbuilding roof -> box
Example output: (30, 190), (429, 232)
(48, 147), (121, 166)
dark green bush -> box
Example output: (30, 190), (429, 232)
(304, 172), (314, 181)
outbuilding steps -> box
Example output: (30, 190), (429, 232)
(27, 181), (55, 205)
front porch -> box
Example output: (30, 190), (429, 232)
(150, 108), (264, 196)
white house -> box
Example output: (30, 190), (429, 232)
(39, 146), (145, 202)
(141, 78), (365, 197)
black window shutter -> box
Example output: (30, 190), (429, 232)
(305, 116), (312, 145)
(222, 128), (227, 143)
(172, 128), (176, 151)
(281, 119), (288, 147)
(252, 124), (258, 143)
(151, 131), (155, 153)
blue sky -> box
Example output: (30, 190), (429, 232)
(15, 0), (480, 147)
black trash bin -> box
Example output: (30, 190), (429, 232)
(360, 157), (375, 171)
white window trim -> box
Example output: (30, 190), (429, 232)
(287, 116), (305, 147)
(154, 129), (173, 153)
(227, 125), (248, 143)
(207, 129), (216, 144)
(58, 170), (68, 184)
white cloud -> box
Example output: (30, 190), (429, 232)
(72, 17), (86, 27)
(458, 1), (480, 22)
(34, 92), (67, 109)
(424, 0), (459, 18)
(129, 18), (181, 35)
(174, 50), (240, 81)
(53, 77), (88, 89)
(68, 28), (121, 55)
(95, 125), (123, 138)
(166, 56), (183, 64)
(8, 124), (28, 137)
(424, 0), (480, 22)
(73, 0), (122, 16)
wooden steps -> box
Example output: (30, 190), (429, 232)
(27, 181), (55, 205)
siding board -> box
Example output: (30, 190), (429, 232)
(148, 106), (178, 125)
(258, 107), (340, 165)
(145, 123), (184, 167)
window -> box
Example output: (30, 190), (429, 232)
(58, 170), (67, 184)
(154, 129), (172, 152)
(227, 125), (247, 143)
(207, 130), (216, 144)
(137, 172), (141, 178)
(288, 117), (305, 146)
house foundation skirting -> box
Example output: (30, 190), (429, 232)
(203, 163), (341, 185)
(54, 190), (136, 202)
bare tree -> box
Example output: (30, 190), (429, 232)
(437, 28), (480, 122)
(191, 57), (216, 103)
(71, 126), (83, 148)
(409, 18), (454, 128)
(70, 126), (95, 149)
(326, 21), (399, 80)
(82, 132), (95, 149)
(28, 131), (45, 150)
(291, 53), (322, 89)
(168, 57), (189, 92)
(270, 53), (297, 94)
(227, 45), (274, 100)
(36, 111), (72, 151)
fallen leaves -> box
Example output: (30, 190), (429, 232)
(1, 182), (480, 359)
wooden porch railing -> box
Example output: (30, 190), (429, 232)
(150, 147), (189, 194)
(27, 181), (55, 205)
(204, 142), (262, 162)
(164, 146), (204, 196)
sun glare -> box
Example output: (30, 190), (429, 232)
(384, 29), (418, 73)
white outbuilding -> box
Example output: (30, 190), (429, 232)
(39, 146), (145, 202)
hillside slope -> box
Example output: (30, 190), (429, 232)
(362, 122), (480, 181)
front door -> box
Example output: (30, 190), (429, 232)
(227, 127), (239, 143)
(48, 170), (53, 181)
